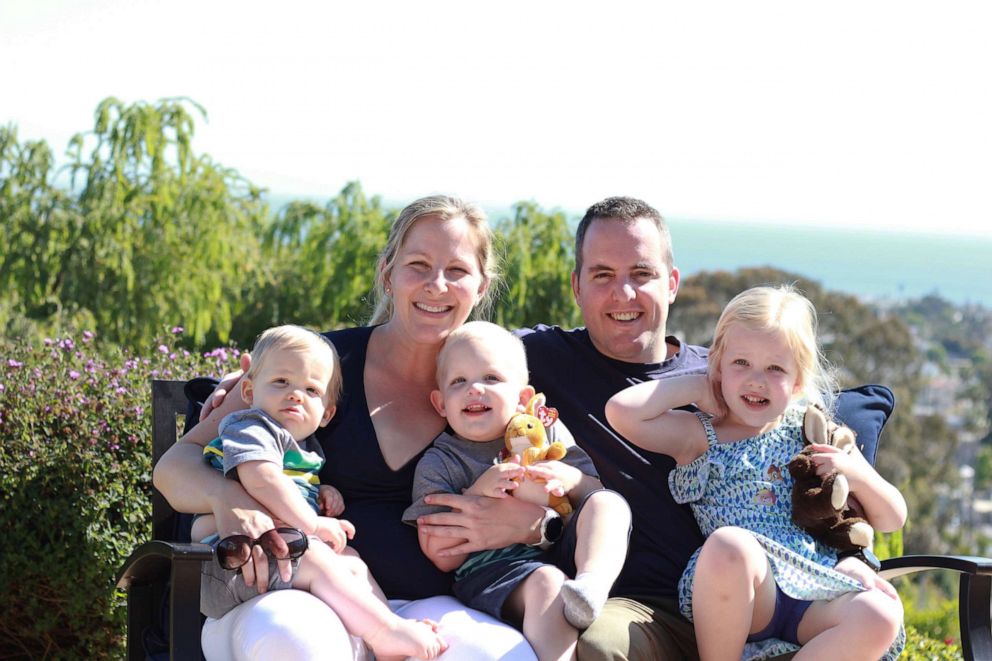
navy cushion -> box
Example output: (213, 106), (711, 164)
(833, 384), (895, 466)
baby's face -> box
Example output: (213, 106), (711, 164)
(243, 346), (335, 440)
(433, 340), (528, 442)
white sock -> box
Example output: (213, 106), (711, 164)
(561, 572), (610, 630)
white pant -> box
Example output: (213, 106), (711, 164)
(201, 590), (537, 660)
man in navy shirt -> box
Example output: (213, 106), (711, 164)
(518, 197), (708, 659)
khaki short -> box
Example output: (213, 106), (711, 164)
(578, 595), (698, 661)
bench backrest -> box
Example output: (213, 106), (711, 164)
(150, 379), (188, 541)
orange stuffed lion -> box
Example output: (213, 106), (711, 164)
(500, 393), (573, 516)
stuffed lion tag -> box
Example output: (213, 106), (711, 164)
(787, 404), (874, 553)
(501, 393), (572, 516)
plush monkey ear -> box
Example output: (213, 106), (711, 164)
(802, 404), (828, 445)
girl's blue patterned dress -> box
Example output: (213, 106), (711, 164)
(669, 405), (904, 660)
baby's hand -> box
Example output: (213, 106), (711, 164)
(315, 516), (355, 553)
(525, 460), (579, 495)
(466, 462), (525, 498)
(318, 484), (345, 517)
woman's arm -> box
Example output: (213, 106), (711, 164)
(604, 374), (713, 464)
(418, 524), (470, 572)
(416, 493), (547, 554)
(153, 367), (251, 511)
(152, 390), (289, 587)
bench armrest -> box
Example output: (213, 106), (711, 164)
(881, 554), (992, 661)
(117, 540), (213, 661)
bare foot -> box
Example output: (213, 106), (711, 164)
(366, 617), (447, 660)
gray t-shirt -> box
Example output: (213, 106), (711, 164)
(209, 408), (326, 512)
(403, 421), (597, 524)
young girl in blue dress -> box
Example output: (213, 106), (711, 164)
(605, 285), (906, 660)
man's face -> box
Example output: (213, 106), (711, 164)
(571, 217), (679, 364)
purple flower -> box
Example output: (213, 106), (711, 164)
(0, 383), (5, 392)
(68, 370), (81, 380)
(157, 345), (169, 354)
(6, 359), (23, 368)
(171, 326), (184, 334)
(115, 387), (127, 396)
(83, 330), (94, 343)
(44, 338), (54, 346)
(58, 339), (75, 351)
(204, 348), (230, 363)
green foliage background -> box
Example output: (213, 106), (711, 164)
(0, 329), (238, 658)
(2, 98), (987, 659)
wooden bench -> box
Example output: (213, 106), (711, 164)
(116, 379), (992, 660)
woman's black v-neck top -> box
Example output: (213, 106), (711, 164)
(317, 325), (453, 599)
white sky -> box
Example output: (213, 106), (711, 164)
(3, 0), (991, 237)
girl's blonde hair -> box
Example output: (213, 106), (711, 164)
(368, 195), (498, 325)
(708, 285), (836, 415)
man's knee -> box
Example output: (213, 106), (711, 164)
(578, 597), (694, 661)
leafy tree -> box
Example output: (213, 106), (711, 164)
(1, 98), (270, 348)
(58, 98), (269, 346)
(492, 201), (579, 329)
(230, 181), (390, 344)
(0, 126), (78, 322)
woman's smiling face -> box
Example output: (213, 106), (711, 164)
(384, 213), (488, 344)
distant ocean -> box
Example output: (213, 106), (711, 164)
(668, 219), (992, 309)
(269, 195), (990, 309)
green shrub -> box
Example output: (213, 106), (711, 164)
(902, 625), (963, 660)
(0, 329), (237, 659)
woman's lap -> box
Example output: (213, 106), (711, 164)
(393, 595), (537, 660)
(200, 589), (536, 661)
(201, 590), (365, 661)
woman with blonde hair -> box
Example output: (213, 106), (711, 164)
(156, 195), (539, 659)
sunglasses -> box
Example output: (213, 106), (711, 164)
(215, 527), (309, 571)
